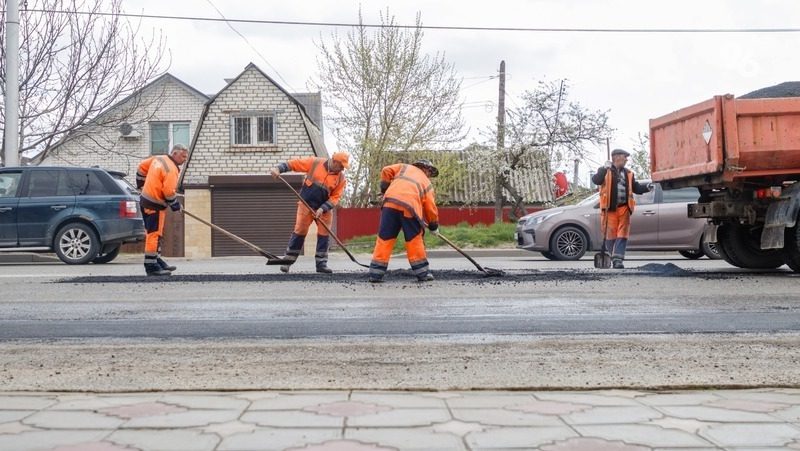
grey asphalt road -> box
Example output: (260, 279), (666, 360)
(1, 250), (799, 390)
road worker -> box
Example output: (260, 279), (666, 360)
(136, 144), (188, 276)
(591, 148), (652, 269)
(369, 159), (439, 283)
(270, 152), (349, 273)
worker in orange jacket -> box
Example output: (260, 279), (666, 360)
(136, 144), (189, 276)
(369, 159), (439, 283)
(270, 152), (349, 273)
(591, 148), (652, 269)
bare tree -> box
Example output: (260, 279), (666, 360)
(314, 9), (465, 206)
(0, 0), (167, 164)
(470, 79), (612, 221)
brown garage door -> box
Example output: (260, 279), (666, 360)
(210, 175), (301, 257)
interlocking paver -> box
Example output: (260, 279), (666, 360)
(534, 393), (640, 406)
(346, 427), (466, 450)
(109, 429), (219, 451)
(715, 390), (800, 405)
(346, 409), (450, 427)
(217, 428), (341, 451)
(304, 401), (392, 417)
(52, 441), (138, 451)
(158, 394), (250, 410)
(241, 410), (344, 428)
(249, 394), (349, 410)
(540, 437), (650, 451)
(561, 406), (663, 425)
(23, 411), (124, 429)
(100, 401), (187, 419)
(286, 439), (395, 451)
(0, 410), (34, 424)
(0, 430), (111, 451)
(121, 409), (241, 428)
(451, 408), (563, 426)
(350, 392), (447, 408)
(445, 394), (535, 409)
(574, 424), (714, 447)
(636, 392), (721, 406)
(429, 419), (486, 436)
(201, 420), (258, 437)
(645, 416), (715, 433)
(465, 426), (577, 448)
(658, 405), (783, 422)
(0, 396), (57, 410)
(0, 420), (36, 435)
(49, 396), (161, 411)
(507, 399), (591, 415)
(700, 423), (800, 447)
(704, 398), (790, 412)
(773, 405), (800, 421)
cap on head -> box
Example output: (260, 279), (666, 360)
(611, 148), (630, 157)
(331, 152), (349, 169)
(412, 159), (439, 178)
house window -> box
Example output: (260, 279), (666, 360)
(231, 113), (276, 146)
(150, 122), (190, 155)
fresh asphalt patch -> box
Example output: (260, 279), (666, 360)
(56, 263), (794, 285)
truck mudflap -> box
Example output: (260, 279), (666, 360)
(761, 183), (800, 249)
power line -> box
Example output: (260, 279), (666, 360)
(202, 0), (296, 91)
(18, 9), (800, 33)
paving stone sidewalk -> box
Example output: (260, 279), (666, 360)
(1, 389), (799, 450)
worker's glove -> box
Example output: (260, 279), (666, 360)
(604, 160), (612, 169)
(315, 207), (324, 218)
(269, 168), (280, 179)
(647, 182), (655, 191)
(136, 180), (144, 190)
(169, 201), (182, 212)
(428, 222), (439, 232)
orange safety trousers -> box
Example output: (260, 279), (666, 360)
(602, 205), (631, 240)
(283, 202), (333, 266)
(369, 207), (429, 280)
(142, 207), (166, 264)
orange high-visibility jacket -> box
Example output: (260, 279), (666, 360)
(282, 157), (346, 211)
(380, 164), (439, 226)
(596, 168), (648, 213)
(137, 155), (180, 210)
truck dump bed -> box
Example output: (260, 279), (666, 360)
(650, 95), (800, 187)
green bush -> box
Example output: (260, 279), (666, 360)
(340, 221), (517, 253)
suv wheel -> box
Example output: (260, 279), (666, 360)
(92, 245), (121, 264)
(54, 222), (100, 265)
(549, 226), (588, 261)
(679, 249), (704, 260)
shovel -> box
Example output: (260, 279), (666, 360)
(593, 209), (612, 269)
(276, 175), (370, 268)
(433, 230), (505, 277)
(182, 209), (294, 265)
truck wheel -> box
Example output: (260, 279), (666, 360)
(54, 222), (100, 265)
(548, 226), (588, 261)
(717, 223), (784, 269)
(782, 225), (800, 272)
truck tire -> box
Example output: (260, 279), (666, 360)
(782, 225), (800, 272)
(717, 223), (784, 269)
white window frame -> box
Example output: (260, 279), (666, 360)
(230, 112), (277, 146)
(150, 121), (191, 155)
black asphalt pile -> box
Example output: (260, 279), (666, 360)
(58, 269), (602, 285)
(738, 81), (800, 99)
(635, 262), (692, 277)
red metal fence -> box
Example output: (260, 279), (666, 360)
(334, 206), (543, 241)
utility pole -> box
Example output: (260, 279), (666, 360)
(494, 60), (506, 223)
(573, 158), (580, 188)
(3, 0), (20, 167)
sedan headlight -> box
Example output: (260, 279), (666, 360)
(525, 210), (563, 226)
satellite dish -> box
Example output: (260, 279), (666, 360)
(119, 123), (134, 136)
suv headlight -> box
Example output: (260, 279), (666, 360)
(525, 210), (563, 226)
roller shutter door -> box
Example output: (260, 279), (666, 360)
(211, 186), (296, 256)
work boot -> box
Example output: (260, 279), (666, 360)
(316, 263), (333, 274)
(145, 263), (171, 276)
(612, 258), (624, 269)
(368, 275), (384, 283)
(280, 265), (291, 273)
(157, 257), (176, 272)
(417, 273), (435, 282)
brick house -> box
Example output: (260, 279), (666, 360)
(180, 63), (327, 258)
(40, 73), (209, 180)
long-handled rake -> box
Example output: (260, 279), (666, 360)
(276, 175), (370, 268)
(182, 209), (294, 265)
(433, 230), (505, 277)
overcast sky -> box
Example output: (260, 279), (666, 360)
(125, 0), (800, 183)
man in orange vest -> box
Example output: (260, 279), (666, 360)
(591, 148), (652, 269)
(270, 152), (348, 273)
(369, 159), (439, 283)
(136, 144), (189, 276)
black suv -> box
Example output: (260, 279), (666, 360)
(0, 166), (145, 264)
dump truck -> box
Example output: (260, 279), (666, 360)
(649, 84), (800, 272)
